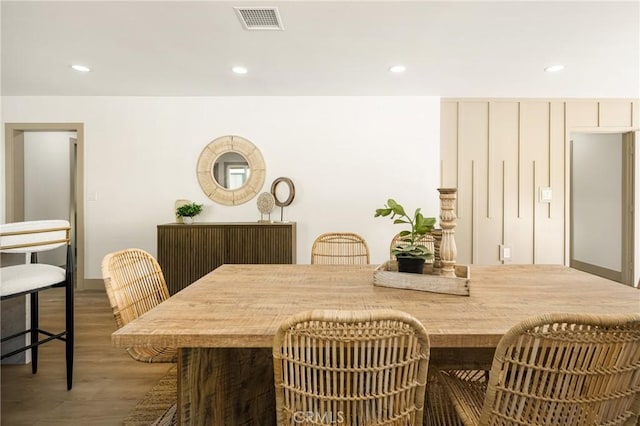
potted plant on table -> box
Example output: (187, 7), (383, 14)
(375, 199), (437, 273)
(176, 202), (203, 224)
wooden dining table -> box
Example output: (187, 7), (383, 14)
(112, 264), (640, 425)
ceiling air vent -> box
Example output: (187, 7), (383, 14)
(234, 7), (284, 30)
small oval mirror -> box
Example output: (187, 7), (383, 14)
(271, 177), (295, 207)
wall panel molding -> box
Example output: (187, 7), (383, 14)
(487, 102), (493, 219)
(441, 98), (638, 266)
(502, 161), (507, 247)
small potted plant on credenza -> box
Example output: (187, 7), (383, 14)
(176, 202), (203, 224)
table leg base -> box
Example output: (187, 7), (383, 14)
(176, 347), (494, 425)
(179, 347), (275, 425)
(431, 347), (495, 370)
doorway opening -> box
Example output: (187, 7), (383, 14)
(570, 131), (634, 286)
(4, 123), (85, 288)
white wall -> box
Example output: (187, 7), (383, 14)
(572, 133), (622, 271)
(24, 131), (75, 266)
(2, 96), (440, 278)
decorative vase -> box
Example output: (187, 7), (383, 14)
(182, 216), (194, 224)
(175, 199), (191, 223)
(397, 257), (425, 274)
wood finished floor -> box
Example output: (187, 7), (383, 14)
(1, 289), (172, 425)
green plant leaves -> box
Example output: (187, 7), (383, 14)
(375, 198), (437, 259)
(391, 244), (433, 260)
(387, 199), (406, 217)
(374, 208), (392, 217)
(176, 202), (203, 217)
(414, 213), (436, 235)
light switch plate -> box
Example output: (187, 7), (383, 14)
(539, 187), (552, 203)
(499, 244), (512, 262)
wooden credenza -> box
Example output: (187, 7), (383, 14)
(157, 222), (296, 294)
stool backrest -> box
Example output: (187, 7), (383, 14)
(0, 220), (71, 254)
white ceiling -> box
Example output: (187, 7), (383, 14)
(2, 1), (638, 97)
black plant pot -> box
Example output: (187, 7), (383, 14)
(397, 257), (425, 274)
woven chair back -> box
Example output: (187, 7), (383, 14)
(479, 313), (640, 425)
(102, 248), (176, 363)
(389, 232), (435, 263)
(102, 248), (169, 328)
(311, 232), (370, 265)
(273, 309), (430, 426)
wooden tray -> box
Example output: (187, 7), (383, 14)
(373, 261), (470, 296)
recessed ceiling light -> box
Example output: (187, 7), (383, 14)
(389, 65), (406, 73)
(232, 66), (248, 75)
(544, 64), (564, 73)
(71, 64), (91, 73)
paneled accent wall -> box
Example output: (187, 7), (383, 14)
(158, 222), (297, 294)
(441, 99), (639, 265)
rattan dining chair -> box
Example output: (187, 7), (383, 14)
(273, 309), (431, 426)
(0, 220), (74, 390)
(101, 248), (177, 363)
(389, 231), (436, 263)
(311, 232), (370, 265)
(436, 313), (640, 426)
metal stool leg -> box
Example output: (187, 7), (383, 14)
(30, 292), (38, 374)
(65, 247), (74, 390)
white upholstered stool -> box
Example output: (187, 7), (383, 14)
(0, 220), (74, 390)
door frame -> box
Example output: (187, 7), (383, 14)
(567, 128), (635, 286)
(4, 123), (86, 289)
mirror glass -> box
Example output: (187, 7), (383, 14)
(212, 152), (250, 189)
(197, 135), (266, 206)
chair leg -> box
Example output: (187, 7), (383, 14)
(30, 292), (38, 375)
(65, 260), (74, 390)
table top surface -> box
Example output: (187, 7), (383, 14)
(112, 264), (640, 349)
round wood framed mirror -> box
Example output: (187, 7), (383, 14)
(270, 177), (295, 207)
(197, 135), (266, 206)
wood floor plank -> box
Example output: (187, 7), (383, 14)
(1, 289), (172, 425)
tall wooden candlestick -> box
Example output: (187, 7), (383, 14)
(438, 188), (457, 277)
(431, 229), (442, 272)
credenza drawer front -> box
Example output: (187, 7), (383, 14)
(158, 223), (296, 294)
